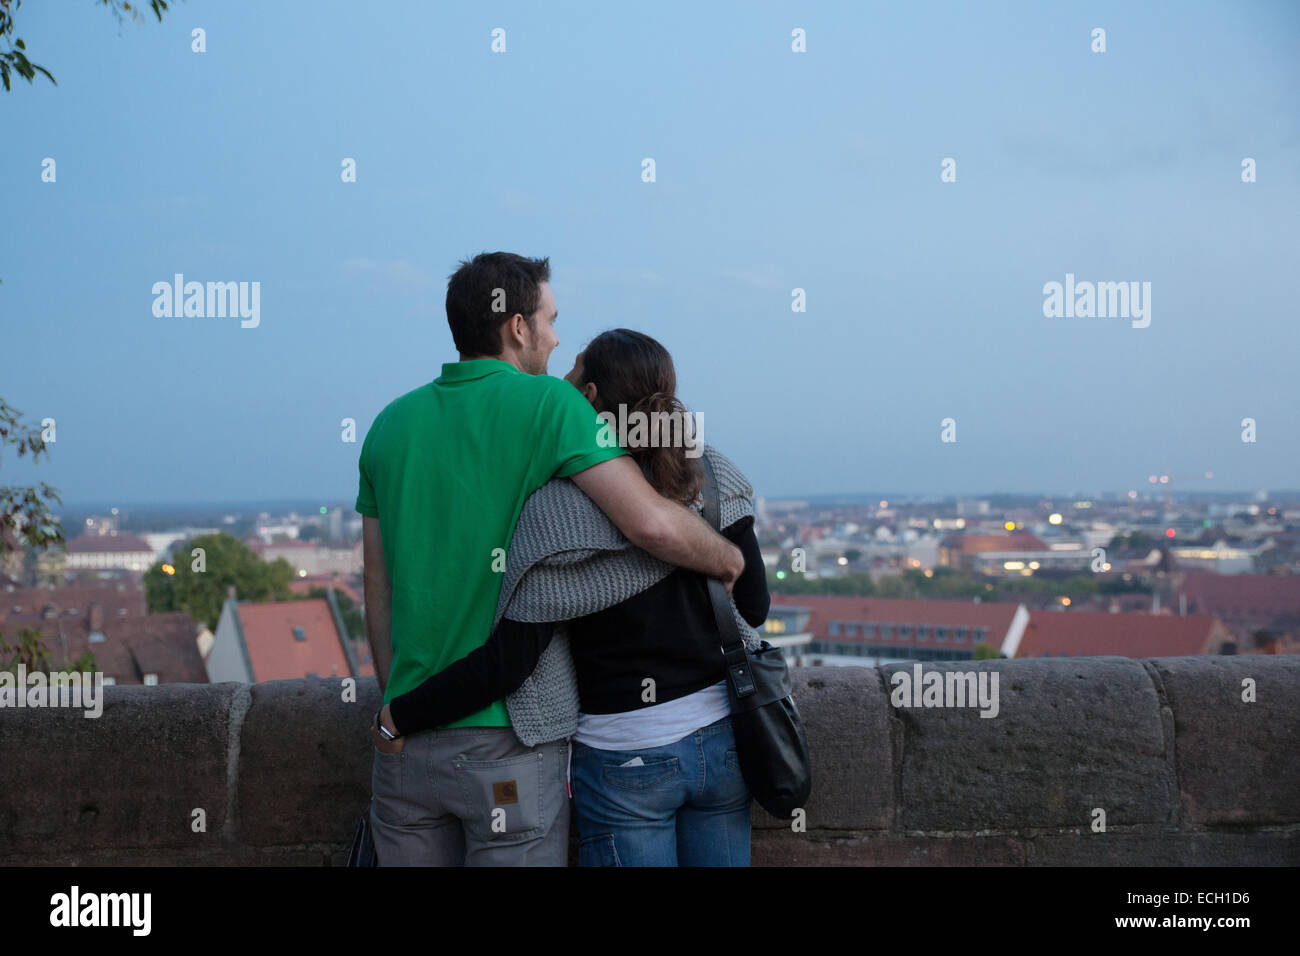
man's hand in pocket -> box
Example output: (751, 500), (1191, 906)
(373, 706), (405, 754)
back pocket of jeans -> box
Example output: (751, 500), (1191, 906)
(601, 755), (680, 792)
(454, 750), (544, 845)
(371, 749), (409, 827)
(578, 833), (621, 867)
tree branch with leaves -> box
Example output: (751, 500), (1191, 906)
(1, 0), (172, 92)
(0, 398), (64, 560)
(0, 398), (83, 673)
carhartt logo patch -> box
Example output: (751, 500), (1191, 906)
(493, 780), (518, 805)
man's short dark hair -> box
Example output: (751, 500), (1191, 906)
(445, 252), (551, 357)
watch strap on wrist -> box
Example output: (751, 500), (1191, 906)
(376, 707), (400, 740)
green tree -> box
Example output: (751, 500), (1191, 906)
(874, 574), (915, 598)
(0, 627), (96, 675)
(991, 575), (1057, 595)
(144, 532), (294, 631)
(1108, 531), (1157, 553)
(1, 0), (172, 92)
(1099, 575), (1152, 595)
(0, 398), (64, 564)
(0, 398), (91, 673)
(903, 567), (988, 599)
(1060, 574), (1100, 595)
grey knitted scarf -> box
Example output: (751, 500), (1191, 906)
(492, 444), (764, 746)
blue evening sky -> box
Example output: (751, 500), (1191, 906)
(3, 0), (1297, 504)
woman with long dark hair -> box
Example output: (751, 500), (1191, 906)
(374, 328), (769, 866)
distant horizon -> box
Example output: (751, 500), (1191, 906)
(49, 487), (1298, 515)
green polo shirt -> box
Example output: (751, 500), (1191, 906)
(355, 359), (628, 725)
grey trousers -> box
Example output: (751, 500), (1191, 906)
(370, 726), (570, 866)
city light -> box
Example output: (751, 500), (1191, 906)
(1048, 513), (1063, 525)
(161, 564), (175, 576)
(1004, 521), (1015, 531)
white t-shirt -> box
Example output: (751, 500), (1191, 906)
(573, 680), (731, 751)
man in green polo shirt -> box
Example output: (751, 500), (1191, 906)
(357, 251), (743, 866)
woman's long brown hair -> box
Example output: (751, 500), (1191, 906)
(578, 329), (703, 506)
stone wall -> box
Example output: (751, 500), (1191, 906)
(1, 657), (1296, 865)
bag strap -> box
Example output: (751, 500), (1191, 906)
(700, 453), (757, 700)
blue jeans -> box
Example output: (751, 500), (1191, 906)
(571, 715), (751, 866)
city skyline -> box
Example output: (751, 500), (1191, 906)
(42, 485), (1300, 512)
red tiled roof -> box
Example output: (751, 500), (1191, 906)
(1180, 572), (1300, 618)
(16, 612), (205, 683)
(65, 533), (154, 554)
(2, 582), (146, 623)
(287, 576), (362, 605)
(236, 599), (351, 681)
(770, 594), (1020, 643)
(1016, 609), (1222, 658)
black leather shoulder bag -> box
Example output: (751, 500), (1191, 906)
(700, 453), (812, 819)
(346, 798), (379, 867)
